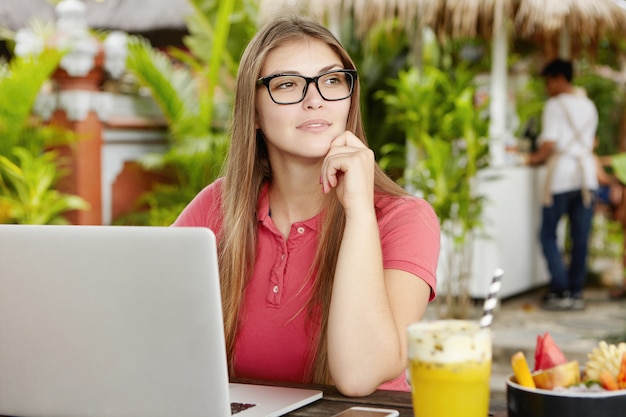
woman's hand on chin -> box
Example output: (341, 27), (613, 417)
(320, 131), (375, 213)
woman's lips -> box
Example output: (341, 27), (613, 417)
(297, 119), (330, 131)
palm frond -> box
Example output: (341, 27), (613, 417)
(0, 48), (62, 157)
(125, 37), (199, 136)
(0, 148), (88, 224)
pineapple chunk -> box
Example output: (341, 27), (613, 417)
(584, 341), (626, 381)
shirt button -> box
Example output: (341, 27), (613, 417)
(297, 227), (305, 234)
(273, 285), (279, 294)
(281, 254), (285, 261)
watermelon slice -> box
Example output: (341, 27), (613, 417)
(534, 332), (568, 371)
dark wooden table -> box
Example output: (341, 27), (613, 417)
(233, 379), (508, 417)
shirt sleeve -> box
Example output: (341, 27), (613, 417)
(377, 196), (440, 301)
(538, 98), (562, 145)
(172, 179), (224, 233)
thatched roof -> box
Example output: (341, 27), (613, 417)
(0, 1), (56, 31)
(0, 0), (192, 33)
(86, 0), (192, 32)
(260, 0), (626, 48)
(515, 0), (625, 38)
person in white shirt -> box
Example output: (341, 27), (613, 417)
(523, 59), (599, 311)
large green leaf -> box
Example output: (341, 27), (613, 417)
(126, 38), (198, 132)
(0, 43), (85, 224)
(378, 65), (489, 248)
(0, 148), (89, 224)
(0, 48), (62, 157)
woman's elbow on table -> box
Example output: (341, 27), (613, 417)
(331, 360), (406, 397)
(333, 374), (380, 397)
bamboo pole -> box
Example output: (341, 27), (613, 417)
(488, 0), (509, 167)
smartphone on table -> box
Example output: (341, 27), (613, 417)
(331, 406), (400, 416)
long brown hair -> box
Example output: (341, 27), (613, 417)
(219, 14), (407, 384)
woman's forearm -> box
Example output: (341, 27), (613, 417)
(326, 211), (406, 396)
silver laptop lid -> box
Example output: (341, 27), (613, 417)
(0, 225), (231, 417)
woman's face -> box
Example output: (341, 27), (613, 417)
(255, 38), (352, 163)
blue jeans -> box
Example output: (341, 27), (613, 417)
(540, 190), (595, 297)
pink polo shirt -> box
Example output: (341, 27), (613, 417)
(173, 178), (439, 391)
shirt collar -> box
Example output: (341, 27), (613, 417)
(256, 182), (321, 232)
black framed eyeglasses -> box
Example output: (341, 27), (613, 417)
(257, 69), (357, 105)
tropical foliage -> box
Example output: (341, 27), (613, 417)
(378, 64), (490, 318)
(0, 49), (62, 155)
(0, 48), (88, 224)
(577, 70), (626, 156)
(0, 148), (87, 224)
(340, 18), (412, 165)
(118, 0), (257, 226)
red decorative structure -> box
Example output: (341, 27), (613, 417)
(21, 0), (168, 225)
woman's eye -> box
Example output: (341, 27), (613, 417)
(271, 77), (301, 91)
(276, 81), (296, 89)
(322, 74), (346, 86)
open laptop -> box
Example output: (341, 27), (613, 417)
(0, 225), (322, 417)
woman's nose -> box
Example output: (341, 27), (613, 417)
(302, 81), (324, 108)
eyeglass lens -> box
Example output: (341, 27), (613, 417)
(267, 71), (354, 104)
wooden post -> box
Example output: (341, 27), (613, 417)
(51, 50), (105, 225)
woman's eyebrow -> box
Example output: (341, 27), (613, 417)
(264, 64), (344, 77)
(319, 63), (344, 73)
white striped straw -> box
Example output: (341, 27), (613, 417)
(480, 268), (504, 328)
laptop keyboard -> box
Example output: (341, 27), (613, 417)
(231, 402), (256, 414)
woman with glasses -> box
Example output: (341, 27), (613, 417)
(174, 14), (439, 396)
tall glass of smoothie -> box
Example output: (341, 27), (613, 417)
(407, 320), (492, 417)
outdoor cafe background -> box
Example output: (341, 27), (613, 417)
(2, 0), (626, 307)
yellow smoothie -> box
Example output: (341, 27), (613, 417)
(407, 320), (492, 417)
(410, 358), (491, 417)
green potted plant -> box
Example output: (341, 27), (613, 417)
(378, 64), (490, 318)
(0, 48), (88, 224)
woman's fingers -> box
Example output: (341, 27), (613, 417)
(321, 132), (365, 191)
(321, 131), (375, 208)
